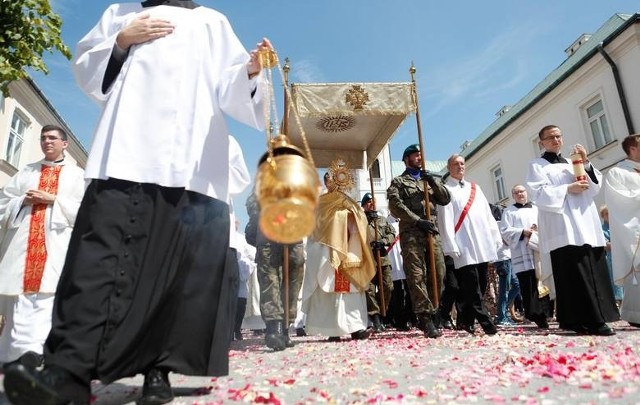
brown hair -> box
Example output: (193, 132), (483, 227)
(538, 125), (559, 139)
(621, 134), (640, 156)
(41, 124), (68, 141)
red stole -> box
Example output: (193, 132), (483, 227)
(334, 270), (351, 293)
(23, 165), (62, 293)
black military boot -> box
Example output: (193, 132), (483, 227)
(281, 321), (295, 348)
(370, 314), (384, 332)
(264, 320), (286, 351)
(417, 313), (442, 339)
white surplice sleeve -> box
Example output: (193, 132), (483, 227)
(73, 4), (137, 104)
(526, 159), (568, 214)
(228, 135), (250, 196)
(436, 194), (459, 257)
(48, 165), (86, 231)
(499, 210), (524, 247)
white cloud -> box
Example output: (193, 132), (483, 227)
(424, 22), (547, 117)
(289, 58), (326, 84)
(49, 0), (78, 15)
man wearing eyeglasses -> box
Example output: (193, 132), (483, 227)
(0, 125), (85, 372)
(526, 125), (619, 336)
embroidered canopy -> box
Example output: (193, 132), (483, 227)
(286, 82), (416, 169)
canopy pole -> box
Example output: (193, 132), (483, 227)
(409, 63), (439, 308)
(368, 170), (386, 317)
(282, 58), (291, 330)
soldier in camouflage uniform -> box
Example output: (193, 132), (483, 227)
(387, 144), (451, 338)
(245, 190), (305, 351)
(361, 193), (396, 332)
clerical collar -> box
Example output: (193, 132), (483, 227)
(514, 202), (532, 209)
(141, 0), (200, 8)
(42, 158), (65, 166)
(541, 151), (568, 164)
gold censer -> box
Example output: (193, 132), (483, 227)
(255, 48), (320, 243)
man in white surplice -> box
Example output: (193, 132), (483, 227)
(302, 171), (375, 341)
(3, 2), (270, 404)
(0, 125), (85, 369)
(437, 154), (500, 335)
(499, 185), (551, 329)
(526, 125), (619, 336)
(604, 134), (640, 327)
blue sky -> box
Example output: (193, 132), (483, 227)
(34, 0), (639, 225)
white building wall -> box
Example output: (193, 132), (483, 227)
(0, 78), (87, 186)
(463, 20), (640, 208)
(354, 144), (393, 213)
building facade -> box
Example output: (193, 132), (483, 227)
(1, 77), (87, 186)
(456, 13), (639, 207)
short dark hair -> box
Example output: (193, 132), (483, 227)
(41, 124), (68, 141)
(538, 125), (559, 139)
(621, 134), (640, 156)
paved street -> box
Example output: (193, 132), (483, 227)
(1, 321), (640, 404)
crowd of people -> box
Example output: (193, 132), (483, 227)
(240, 129), (639, 348)
(0, 1), (638, 404)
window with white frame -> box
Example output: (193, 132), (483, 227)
(491, 164), (507, 201)
(6, 111), (28, 167)
(585, 99), (613, 149)
(371, 159), (381, 179)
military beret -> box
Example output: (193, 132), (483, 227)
(361, 192), (373, 207)
(402, 144), (420, 160)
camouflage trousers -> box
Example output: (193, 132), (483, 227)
(400, 231), (445, 315)
(366, 264), (393, 316)
(256, 242), (305, 323)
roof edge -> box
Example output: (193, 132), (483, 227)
(463, 12), (640, 162)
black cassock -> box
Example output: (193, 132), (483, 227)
(551, 244), (619, 327)
(45, 179), (238, 384)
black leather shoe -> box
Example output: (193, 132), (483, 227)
(350, 328), (372, 340)
(2, 351), (44, 374)
(482, 323), (498, 335)
(586, 323), (615, 336)
(434, 309), (454, 329)
(296, 327), (307, 337)
(233, 331), (243, 341)
(395, 322), (412, 331)
(423, 319), (442, 339)
(629, 322), (640, 328)
(461, 325), (476, 335)
(20, 351), (44, 370)
(327, 336), (341, 342)
(440, 316), (454, 330)
(139, 368), (174, 405)
(534, 317), (549, 330)
(4, 363), (91, 405)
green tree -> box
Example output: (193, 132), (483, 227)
(0, 0), (71, 96)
